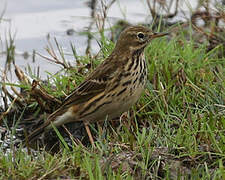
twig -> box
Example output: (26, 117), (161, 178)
(31, 80), (61, 105)
(37, 51), (68, 69)
(146, 0), (179, 19)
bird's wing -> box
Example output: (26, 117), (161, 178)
(61, 58), (118, 108)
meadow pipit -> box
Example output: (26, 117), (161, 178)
(26, 25), (168, 146)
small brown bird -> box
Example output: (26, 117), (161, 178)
(26, 25), (168, 145)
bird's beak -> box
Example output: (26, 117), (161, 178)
(151, 32), (169, 39)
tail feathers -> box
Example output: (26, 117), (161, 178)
(24, 107), (67, 144)
(23, 120), (51, 145)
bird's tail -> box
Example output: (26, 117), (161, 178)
(23, 107), (67, 145)
(23, 120), (50, 145)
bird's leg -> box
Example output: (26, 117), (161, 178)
(84, 122), (95, 147)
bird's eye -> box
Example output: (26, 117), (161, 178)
(137, 32), (145, 39)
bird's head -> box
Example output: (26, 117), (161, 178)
(115, 25), (168, 52)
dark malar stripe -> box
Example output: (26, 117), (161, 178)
(137, 48), (143, 56)
(135, 48), (144, 57)
(80, 101), (112, 118)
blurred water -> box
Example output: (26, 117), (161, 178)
(0, 0), (93, 76)
(0, 0), (201, 77)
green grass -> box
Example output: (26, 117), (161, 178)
(0, 25), (225, 179)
